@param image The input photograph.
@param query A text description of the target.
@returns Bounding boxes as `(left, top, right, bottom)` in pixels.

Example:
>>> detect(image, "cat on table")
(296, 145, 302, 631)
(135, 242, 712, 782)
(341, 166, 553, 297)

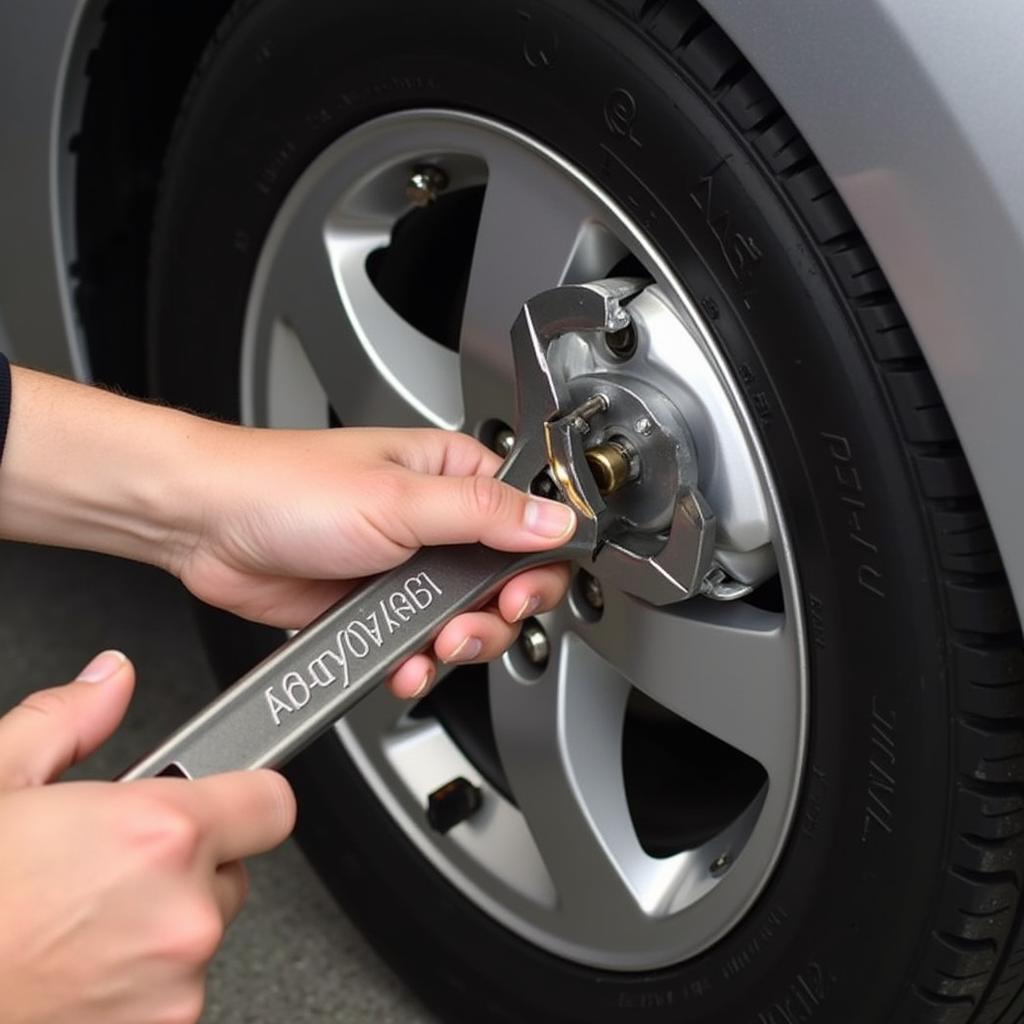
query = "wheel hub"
(505, 275, 725, 606)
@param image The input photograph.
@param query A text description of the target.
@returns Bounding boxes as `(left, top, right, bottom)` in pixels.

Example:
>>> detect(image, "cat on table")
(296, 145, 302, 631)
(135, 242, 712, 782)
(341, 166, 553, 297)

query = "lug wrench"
(118, 282, 643, 781)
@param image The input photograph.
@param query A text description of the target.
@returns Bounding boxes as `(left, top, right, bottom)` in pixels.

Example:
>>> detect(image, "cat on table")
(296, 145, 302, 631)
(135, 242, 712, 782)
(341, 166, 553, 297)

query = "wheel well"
(72, 0, 234, 394)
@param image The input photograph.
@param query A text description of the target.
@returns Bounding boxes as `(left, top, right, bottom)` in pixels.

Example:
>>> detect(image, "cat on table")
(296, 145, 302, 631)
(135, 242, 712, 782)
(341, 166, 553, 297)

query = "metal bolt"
(493, 427, 515, 457)
(579, 571, 604, 611)
(604, 322, 637, 360)
(565, 393, 609, 445)
(710, 852, 732, 876)
(519, 620, 550, 667)
(572, 393, 609, 421)
(406, 164, 449, 207)
(635, 416, 654, 436)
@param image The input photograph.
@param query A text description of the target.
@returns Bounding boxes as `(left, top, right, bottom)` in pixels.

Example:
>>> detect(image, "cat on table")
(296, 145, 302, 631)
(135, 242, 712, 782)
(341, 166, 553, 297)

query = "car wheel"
(148, 1, 1024, 1021)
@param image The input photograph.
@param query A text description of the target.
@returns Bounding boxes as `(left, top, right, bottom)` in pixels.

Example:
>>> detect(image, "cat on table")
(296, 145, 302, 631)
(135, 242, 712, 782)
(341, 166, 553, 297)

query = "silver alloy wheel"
(240, 111, 807, 971)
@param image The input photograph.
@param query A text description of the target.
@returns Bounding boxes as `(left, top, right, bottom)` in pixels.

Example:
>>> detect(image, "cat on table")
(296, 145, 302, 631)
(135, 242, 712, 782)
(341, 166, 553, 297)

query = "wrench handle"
(119, 543, 567, 780)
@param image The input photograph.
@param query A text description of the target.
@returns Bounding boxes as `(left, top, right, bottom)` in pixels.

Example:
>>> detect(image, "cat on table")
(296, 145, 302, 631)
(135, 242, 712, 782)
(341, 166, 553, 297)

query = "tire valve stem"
(426, 776, 483, 835)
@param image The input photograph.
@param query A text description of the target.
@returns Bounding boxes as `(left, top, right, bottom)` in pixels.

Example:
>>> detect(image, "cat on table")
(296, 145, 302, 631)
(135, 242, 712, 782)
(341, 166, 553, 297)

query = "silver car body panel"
(1, 0, 1023, 610)
(0, 0, 93, 376)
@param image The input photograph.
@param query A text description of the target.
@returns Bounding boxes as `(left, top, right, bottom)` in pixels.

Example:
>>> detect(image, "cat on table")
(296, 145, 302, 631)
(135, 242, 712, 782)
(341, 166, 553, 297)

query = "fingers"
(212, 861, 250, 925)
(387, 652, 437, 699)
(434, 610, 520, 666)
(433, 565, 569, 663)
(493, 564, 571, 626)
(387, 564, 571, 698)
(395, 471, 577, 552)
(327, 427, 579, 552)
(0, 650, 135, 789)
(161, 769, 297, 865)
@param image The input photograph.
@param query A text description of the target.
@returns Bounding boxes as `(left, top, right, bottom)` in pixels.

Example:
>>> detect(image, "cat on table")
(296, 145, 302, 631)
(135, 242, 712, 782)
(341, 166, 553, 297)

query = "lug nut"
(604, 322, 637, 360)
(519, 619, 550, 667)
(493, 427, 515, 457)
(579, 571, 604, 612)
(406, 164, 448, 207)
(710, 852, 732, 876)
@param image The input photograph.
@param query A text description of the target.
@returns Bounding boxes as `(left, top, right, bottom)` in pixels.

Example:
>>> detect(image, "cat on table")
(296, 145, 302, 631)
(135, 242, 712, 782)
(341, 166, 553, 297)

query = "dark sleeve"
(0, 353, 10, 463)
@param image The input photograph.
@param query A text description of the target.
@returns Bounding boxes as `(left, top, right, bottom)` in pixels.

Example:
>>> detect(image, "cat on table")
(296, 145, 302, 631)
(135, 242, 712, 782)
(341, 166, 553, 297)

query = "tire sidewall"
(149, 2, 949, 1021)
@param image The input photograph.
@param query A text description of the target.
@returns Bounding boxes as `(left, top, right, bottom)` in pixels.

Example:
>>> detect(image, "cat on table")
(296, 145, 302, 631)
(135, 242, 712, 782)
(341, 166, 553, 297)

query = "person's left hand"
(172, 426, 575, 699)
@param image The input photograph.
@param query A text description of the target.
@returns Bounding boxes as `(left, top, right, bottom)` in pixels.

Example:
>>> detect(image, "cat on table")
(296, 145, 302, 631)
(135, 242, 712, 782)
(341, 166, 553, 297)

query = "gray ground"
(0, 540, 439, 1024)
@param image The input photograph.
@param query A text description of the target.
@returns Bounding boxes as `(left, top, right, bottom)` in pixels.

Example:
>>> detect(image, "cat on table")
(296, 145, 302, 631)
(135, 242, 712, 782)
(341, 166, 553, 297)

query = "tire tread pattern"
(605, 2, 1024, 1020)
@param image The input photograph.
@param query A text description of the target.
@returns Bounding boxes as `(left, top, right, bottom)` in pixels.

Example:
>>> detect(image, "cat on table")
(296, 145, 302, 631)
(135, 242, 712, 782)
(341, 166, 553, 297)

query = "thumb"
(0, 650, 135, 789)
(401, 473, 578, 551)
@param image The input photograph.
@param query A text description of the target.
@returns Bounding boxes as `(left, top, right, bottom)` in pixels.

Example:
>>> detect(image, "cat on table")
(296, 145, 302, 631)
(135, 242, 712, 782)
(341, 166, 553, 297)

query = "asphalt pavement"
(0, 540, 439, 1024)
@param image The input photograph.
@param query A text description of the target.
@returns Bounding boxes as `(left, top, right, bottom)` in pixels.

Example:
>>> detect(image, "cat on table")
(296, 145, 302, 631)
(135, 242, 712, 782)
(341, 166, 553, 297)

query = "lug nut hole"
(604, 322, 637, 360)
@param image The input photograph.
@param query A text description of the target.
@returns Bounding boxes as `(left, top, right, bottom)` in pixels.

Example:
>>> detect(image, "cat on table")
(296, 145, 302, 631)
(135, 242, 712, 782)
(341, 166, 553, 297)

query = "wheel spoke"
(489, 630, 684, 928)
(261, 321, 330, 429)
(257, 211, 461, 429)
(458, 158, 596, 433)
(579, 590, 800, 782)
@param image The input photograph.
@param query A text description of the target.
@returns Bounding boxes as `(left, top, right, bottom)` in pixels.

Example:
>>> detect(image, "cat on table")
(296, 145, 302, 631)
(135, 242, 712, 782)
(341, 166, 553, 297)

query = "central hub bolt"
(585, 439, 638, 495)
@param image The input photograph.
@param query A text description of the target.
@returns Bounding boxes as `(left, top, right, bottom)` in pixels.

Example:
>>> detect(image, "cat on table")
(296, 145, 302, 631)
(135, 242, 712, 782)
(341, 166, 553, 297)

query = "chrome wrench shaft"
(120, 537, 588, 780)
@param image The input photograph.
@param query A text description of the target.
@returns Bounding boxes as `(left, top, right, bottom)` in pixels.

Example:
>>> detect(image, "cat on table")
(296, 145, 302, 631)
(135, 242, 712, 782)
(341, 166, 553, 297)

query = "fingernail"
(77, 649, 127, 684)
(444, 636, 483, 664)
(524, 499, 576, 539)
(514, 595, 541, 622)
(410, 666, 435, 699)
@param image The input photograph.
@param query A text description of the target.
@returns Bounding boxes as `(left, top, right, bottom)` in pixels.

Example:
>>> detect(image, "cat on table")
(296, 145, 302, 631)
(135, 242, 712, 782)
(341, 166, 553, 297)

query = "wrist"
(0, 367, 224, 571)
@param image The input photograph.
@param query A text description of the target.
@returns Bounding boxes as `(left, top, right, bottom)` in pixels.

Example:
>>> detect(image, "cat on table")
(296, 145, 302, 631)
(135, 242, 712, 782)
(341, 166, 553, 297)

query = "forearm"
(0, 366, 211, 569)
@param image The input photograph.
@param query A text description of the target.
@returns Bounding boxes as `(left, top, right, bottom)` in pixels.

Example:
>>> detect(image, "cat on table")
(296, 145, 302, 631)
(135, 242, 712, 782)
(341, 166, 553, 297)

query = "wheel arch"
(67, 0, 234, 393)
(699, 0, 1024, 632)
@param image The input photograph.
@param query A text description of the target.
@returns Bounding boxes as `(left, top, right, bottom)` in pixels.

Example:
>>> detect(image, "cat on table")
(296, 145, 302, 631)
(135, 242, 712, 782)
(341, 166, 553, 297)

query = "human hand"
(174, 426, 574, 698)
(0, 651, 296, 1024)
(0, 370, 574, 696)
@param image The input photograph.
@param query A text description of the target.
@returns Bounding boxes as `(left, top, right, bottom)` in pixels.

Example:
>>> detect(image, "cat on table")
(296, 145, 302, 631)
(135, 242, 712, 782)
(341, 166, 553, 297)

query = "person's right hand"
(0, 650, 296, 1024)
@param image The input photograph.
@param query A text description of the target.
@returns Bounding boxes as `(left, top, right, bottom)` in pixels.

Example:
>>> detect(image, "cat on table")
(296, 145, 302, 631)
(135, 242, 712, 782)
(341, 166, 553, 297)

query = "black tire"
(147, 1, 1024, 1021)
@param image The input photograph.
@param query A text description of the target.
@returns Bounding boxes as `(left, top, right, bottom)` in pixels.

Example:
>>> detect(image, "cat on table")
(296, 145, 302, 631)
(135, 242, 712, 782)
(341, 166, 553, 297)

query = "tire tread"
(604, 1, 1024, 1020)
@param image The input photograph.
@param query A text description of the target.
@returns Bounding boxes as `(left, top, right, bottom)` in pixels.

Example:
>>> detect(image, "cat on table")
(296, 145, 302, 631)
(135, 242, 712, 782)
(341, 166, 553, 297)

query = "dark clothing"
(0, 353, 9, 463)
